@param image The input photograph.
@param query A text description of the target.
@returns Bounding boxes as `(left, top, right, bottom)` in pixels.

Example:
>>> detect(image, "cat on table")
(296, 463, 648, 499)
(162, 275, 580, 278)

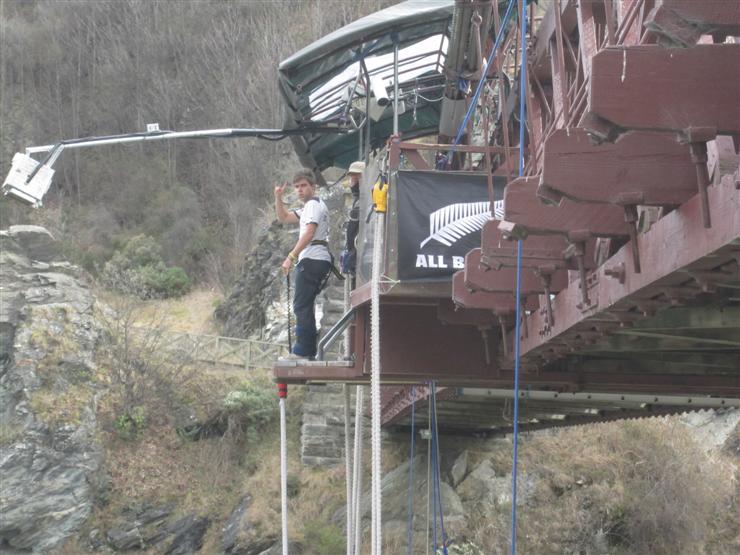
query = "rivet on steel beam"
(604, 262, 626, 284)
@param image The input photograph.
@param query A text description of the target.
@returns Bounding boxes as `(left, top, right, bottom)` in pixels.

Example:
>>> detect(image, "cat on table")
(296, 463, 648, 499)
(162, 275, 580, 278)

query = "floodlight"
(369, 76, 390, 107)
(2, 153, 55, 208)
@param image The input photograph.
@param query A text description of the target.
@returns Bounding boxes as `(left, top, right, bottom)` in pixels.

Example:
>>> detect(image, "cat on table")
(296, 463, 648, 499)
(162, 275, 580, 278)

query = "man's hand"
(274, 182, 288, 199)
(281, 256, 293, 276)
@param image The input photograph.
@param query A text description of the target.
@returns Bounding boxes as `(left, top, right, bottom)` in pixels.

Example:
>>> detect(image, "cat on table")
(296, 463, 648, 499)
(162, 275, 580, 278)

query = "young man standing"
(274, 169, 331, 359)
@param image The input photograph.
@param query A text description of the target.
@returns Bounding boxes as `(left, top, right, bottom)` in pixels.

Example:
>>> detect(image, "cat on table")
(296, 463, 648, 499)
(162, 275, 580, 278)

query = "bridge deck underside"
(382, 390, 731, 436)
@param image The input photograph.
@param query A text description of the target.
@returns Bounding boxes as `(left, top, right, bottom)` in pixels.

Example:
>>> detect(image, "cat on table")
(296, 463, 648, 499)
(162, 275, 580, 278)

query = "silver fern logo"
(420, 200, 503, 248)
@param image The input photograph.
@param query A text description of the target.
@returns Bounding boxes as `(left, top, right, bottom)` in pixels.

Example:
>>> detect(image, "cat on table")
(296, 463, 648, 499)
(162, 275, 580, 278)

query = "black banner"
(396, 170, 504, 281)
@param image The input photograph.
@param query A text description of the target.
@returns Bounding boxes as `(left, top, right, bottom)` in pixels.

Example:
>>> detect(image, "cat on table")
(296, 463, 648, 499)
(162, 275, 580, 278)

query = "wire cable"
(511, 0, 529, 553)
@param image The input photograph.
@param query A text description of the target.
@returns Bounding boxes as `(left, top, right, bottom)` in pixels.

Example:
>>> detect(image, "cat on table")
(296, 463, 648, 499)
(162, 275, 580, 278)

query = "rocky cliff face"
(0, 226, 103, 553)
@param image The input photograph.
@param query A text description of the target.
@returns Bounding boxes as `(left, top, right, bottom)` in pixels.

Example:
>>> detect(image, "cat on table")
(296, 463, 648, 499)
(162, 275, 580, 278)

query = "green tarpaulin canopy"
(278, 0, 455, 173)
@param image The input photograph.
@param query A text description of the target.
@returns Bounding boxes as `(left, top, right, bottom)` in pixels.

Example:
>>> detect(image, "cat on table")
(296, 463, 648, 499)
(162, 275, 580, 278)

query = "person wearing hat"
(340, 160, 366, 280)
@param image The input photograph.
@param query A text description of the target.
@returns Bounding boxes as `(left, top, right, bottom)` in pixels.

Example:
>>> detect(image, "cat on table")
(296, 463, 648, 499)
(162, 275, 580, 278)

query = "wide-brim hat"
(348, 161, 366, 174)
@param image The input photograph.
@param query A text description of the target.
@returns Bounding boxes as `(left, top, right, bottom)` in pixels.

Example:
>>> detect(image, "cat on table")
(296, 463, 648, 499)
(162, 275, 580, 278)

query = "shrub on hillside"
(223, 380, 278, 442)
(102, 234, 191, 298)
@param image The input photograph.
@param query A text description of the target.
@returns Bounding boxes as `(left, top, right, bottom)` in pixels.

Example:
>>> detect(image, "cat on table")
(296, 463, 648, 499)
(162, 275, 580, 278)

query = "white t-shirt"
(295, 198, 331, 262)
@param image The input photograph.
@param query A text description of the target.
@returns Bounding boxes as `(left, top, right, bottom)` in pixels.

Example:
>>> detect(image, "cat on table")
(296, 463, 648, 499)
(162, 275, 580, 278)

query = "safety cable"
(511, 0, 529, 553)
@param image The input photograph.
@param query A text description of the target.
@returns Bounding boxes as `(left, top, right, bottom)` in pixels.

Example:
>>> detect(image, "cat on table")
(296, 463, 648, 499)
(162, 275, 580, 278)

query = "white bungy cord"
(370, 210, 384, 555)
(344, 384, 353, 555)
(352, 386, 365, 555)
(280, 397, 289, 555)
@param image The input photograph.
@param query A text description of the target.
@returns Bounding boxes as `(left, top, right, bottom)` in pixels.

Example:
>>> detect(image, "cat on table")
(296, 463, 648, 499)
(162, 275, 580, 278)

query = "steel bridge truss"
(275, 0, 740, 431)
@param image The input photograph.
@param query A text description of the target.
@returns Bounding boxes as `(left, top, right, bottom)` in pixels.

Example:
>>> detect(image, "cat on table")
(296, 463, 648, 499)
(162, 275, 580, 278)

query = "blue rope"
(430, 382, 438, 552)
(447, 0, 517, 163)
(511, 0, 528, 553)
(407, 386, 416, 555)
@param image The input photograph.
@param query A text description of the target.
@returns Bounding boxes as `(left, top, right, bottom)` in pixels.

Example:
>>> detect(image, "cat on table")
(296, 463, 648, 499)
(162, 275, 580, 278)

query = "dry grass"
(97, 288, 222, 335)
(463, 418, 736, 555)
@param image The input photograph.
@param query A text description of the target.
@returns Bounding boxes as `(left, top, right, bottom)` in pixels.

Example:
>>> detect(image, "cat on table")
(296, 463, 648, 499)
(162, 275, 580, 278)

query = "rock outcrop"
(215, 220, 296, 342)
(0, 226, 103, 552)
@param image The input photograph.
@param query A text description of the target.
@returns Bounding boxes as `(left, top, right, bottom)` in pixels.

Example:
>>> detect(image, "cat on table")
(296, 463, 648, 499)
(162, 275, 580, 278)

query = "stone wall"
(301, 384, 360, 466)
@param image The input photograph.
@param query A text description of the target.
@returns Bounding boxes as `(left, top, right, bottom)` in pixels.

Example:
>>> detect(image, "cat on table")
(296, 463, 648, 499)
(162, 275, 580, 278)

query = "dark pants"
(293, 258, 331, 357)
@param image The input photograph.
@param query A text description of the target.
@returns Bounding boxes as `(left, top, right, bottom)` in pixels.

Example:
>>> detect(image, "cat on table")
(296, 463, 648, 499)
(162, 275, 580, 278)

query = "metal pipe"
(317, 308, 356, 361)
(394, 39, 400, 134)
(25, 126, 346, 156)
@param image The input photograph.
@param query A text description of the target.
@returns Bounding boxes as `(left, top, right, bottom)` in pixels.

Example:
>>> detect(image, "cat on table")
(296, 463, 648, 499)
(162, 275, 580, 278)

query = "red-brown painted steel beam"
(437, 299, 499, 327)
(464, 247, 569, 295)
(480, 220, 596, 270)
(504, 176, 629, 238)
(452, 270, 538, 313)
(587, 45, 740, 137)
(532, 0, 578, 81)
(645, 0, 740, 47)
(541, 128, 697, 205)
(519, 172, 740, 359)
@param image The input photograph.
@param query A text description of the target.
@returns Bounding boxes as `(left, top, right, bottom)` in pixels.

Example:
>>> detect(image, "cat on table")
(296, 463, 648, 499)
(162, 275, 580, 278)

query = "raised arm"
(274, 182, 299, 224)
